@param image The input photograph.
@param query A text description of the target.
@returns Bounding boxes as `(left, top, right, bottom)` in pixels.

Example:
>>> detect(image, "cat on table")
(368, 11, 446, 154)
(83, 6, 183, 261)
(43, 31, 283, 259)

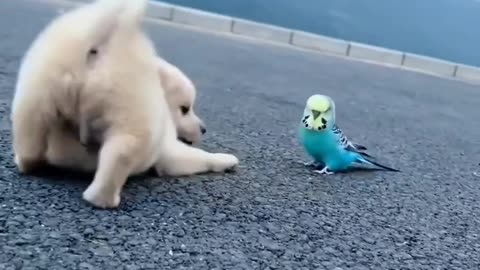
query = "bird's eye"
(180, 106, 190, 115)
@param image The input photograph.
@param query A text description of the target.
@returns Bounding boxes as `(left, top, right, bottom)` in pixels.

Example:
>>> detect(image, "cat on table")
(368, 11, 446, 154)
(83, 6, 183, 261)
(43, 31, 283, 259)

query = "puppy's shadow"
(29, 165, 94, 187)
(29, 165, 157, 187)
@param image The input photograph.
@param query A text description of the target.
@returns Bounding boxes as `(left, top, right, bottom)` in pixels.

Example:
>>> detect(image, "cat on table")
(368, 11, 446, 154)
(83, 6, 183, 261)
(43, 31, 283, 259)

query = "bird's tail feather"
(358, 151, 374, 159)
(359, 156, 400, 172)
(353, 143, 367, 151)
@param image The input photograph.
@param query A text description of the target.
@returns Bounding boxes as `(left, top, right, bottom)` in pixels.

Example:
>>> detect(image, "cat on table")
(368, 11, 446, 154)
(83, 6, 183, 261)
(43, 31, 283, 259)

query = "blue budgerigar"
(298, 94, 400, 174)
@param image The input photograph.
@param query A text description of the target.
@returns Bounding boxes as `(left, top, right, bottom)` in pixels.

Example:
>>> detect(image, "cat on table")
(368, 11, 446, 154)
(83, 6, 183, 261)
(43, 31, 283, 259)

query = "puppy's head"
(157, 57, 206, 145)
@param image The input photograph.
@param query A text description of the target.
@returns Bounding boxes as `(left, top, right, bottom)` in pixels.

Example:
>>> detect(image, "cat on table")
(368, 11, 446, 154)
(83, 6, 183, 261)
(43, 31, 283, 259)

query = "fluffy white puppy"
(11, 0, 239, 208)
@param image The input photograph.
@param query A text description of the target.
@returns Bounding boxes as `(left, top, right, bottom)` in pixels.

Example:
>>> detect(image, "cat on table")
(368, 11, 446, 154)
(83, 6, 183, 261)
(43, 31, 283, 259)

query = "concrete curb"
(172, 6, 232, 32)
(232, 19, 292, 44)
(146, 1, 173, 20)
(58, 0, 480, 85)
(291, 31, 349, 56)
(456, 64, 480, 83)
(403, 53, 457, 77)
(348, 42, 404, 66)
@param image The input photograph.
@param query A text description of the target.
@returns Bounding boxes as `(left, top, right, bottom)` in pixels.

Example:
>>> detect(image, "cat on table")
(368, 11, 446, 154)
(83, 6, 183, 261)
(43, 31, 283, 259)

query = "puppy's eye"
(180, 106, 190, 115)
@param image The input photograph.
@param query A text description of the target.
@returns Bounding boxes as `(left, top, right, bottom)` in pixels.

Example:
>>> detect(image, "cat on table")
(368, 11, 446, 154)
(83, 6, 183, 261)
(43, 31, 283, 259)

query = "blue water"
(161, 0, 480, 67)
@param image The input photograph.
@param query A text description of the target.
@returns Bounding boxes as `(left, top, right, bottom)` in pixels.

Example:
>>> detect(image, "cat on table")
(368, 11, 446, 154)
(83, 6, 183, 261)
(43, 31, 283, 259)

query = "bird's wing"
(332, 125, 399, 172)
(332, 124, 366, 150)
(332, 124, 372, 158)
(351, 143, 367, 151)
(331, 124, 349, 148)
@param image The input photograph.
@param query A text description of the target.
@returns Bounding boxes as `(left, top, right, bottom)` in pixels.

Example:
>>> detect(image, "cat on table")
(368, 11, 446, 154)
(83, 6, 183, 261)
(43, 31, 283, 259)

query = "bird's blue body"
(299, 125, 358, 172)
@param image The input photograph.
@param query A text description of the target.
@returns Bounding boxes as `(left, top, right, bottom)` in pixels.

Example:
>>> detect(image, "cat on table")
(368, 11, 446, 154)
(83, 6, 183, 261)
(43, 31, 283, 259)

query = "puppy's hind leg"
(45, 124, 98, 173)
(82, 133, 145, 208)
(11, 107, 50, 174)
(155, 140, 239, 177)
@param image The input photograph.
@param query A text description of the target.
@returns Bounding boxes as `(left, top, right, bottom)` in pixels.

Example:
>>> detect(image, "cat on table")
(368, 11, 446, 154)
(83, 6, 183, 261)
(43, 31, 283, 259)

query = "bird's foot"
(314, 166, 334, 175)
(303, 161, 317, 168)
(303, 161, 324, 169)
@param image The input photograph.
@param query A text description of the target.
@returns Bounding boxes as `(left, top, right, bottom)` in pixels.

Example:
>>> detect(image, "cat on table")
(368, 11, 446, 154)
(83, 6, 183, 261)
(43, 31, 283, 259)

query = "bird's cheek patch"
(302, 120, 308, 128)
(316, 124, 327, 131)
(303, 115, 314, 128)
(302, 116, 307, 124)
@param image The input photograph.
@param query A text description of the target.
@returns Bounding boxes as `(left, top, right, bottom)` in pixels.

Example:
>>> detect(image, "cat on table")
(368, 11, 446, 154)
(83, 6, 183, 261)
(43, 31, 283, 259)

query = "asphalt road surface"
(1, 1, 480, 269)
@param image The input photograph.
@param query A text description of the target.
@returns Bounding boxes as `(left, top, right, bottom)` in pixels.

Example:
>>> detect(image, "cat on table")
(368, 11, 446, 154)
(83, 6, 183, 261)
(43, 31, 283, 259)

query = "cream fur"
(11, 0, 239, 208)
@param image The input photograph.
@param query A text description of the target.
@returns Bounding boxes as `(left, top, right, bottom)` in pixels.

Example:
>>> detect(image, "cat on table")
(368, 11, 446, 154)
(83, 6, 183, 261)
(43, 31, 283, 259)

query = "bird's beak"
(312, 110, 321, 120)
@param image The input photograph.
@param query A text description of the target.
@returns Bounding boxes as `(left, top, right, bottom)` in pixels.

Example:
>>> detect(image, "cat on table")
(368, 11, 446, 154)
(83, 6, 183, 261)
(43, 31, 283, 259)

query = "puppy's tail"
(82, 0, 148, 48)
(120, 0, 148, 26)
(97, 0, 147, 26)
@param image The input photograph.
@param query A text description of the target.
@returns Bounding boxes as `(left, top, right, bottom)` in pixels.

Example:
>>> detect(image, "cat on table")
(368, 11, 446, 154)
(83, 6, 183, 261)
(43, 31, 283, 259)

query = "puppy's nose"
(200, 125, 207, 134)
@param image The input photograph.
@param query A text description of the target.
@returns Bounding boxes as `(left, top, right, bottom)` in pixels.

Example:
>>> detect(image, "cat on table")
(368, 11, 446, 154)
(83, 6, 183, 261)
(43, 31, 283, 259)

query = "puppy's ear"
(156, 57, 175, 91)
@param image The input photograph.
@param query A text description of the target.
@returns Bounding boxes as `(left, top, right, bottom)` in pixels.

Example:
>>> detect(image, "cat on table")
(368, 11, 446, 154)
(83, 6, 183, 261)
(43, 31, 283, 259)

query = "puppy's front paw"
(82, 184, 120, 209)
(14, 154, 26, 173)
(210, 153, 239, 173)
(14, 154, 41, 174)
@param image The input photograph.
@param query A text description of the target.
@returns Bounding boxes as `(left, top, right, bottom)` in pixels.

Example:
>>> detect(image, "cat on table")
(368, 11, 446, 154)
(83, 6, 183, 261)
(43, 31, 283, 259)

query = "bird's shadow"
(334, 166, 398, 174)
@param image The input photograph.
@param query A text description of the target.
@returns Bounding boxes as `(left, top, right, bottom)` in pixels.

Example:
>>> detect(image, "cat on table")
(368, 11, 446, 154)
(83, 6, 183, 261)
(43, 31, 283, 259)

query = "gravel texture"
(1, 0, 480, 269)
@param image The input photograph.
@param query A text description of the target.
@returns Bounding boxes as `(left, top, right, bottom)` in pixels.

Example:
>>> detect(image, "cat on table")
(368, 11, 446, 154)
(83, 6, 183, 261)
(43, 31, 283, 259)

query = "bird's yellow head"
(301, 94, 336, 131)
